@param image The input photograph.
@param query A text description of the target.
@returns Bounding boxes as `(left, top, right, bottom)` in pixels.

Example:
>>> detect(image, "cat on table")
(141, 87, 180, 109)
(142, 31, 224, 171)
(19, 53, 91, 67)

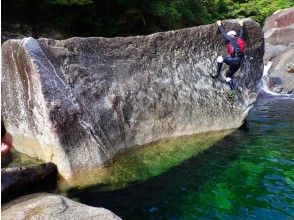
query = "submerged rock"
(1, 18, 263, 181)
(58, 130, 231, 191)
(1, 193, 121, 220)
(1, 163, 57, 202)
(263, 8, 294, 94)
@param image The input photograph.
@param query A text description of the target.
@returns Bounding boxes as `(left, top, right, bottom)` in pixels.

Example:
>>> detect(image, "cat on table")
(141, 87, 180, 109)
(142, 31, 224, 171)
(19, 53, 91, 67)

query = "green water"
(59, 130, 231, 191)
(68, 97, 294, 219)
(2, 148, 41, 168)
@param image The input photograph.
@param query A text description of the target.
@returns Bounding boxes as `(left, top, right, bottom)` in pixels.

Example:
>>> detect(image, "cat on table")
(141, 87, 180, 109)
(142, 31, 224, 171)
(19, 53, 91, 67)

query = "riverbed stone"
(263, 8, 294, 94)
(1, 193, 121, 220)
(1, 18, 264, 181)
(1, 163, 57, 202)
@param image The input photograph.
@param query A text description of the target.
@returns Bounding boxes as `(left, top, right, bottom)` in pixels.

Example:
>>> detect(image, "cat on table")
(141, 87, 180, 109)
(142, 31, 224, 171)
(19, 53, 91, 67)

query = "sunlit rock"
(1, 193, 121, 220)
(263, 8, 294, 94)
(1, 18, 263, 181)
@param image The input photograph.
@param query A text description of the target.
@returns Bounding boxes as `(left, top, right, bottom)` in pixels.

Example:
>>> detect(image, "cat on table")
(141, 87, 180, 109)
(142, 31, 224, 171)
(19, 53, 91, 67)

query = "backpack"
(227, 38, 245, 57)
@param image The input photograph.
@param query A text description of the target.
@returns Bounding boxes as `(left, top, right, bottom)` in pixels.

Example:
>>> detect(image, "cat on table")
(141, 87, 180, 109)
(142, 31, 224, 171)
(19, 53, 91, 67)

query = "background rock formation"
(263, 8, 294, 94)
(1, 19, 264, 180)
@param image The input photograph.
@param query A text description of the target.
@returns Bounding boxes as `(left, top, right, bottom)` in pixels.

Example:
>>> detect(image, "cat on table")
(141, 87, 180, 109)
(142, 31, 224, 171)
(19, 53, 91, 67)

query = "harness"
(227, 38, 245, 57)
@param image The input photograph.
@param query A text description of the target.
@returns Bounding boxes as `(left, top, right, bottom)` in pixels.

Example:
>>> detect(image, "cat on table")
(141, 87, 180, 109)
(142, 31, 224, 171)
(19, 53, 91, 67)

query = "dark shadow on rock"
(1, 152, 12, 167)
(268, 77, 283, 89)
(1, 163, 58, 204)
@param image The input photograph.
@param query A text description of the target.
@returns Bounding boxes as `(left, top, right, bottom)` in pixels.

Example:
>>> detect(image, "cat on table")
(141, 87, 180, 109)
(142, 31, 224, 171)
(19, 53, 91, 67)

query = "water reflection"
(68, 97, 294, 219)
(60, 129, 232, 191)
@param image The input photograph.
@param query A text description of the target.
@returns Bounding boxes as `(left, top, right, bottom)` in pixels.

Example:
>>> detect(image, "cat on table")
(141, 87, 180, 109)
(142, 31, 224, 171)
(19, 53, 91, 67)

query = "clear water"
(67, 96, 294, 220)
(59, 129, 232, 191)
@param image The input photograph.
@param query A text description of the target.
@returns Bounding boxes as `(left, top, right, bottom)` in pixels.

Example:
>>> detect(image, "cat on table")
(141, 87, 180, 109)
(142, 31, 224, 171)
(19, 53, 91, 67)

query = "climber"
(216, 20, 245, 90)
(1, 121, 11, 155)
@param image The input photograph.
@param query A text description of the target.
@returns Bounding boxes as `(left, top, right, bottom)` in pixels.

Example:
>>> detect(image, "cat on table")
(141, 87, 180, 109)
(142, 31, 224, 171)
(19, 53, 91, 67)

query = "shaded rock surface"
(1, 193, 121, 220)
(1, 163, 57, 203)
(263, 8, 294, 94)
(1, 19, 264, 181)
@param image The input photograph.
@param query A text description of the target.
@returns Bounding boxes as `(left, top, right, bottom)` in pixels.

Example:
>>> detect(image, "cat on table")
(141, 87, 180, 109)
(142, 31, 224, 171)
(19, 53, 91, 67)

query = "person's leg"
(224, 56, 239, 67)
(217, 56, 224, 74)
(225, 58, 241, 90)
(226, 65, 240, 78)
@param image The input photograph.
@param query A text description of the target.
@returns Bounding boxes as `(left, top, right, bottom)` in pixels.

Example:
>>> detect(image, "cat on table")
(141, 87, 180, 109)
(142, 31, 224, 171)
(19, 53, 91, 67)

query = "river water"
(67, 94, 294, 219)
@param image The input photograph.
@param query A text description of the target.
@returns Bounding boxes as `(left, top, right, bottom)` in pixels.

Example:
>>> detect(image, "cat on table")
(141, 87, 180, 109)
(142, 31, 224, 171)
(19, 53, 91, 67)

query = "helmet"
(227, 30, 236, 37)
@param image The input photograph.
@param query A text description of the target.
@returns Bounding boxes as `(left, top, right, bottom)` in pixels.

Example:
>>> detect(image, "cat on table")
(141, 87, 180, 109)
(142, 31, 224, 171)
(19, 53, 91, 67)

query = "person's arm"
(217, 20, 231, 42)
(239, 20, 244, 39)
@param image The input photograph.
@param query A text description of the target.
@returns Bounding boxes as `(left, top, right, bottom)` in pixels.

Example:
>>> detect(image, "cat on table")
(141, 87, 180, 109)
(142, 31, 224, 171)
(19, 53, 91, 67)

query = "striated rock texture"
(1, 19, 264, 180)
(1, 193, 121, 220)
(263, 8, 294, 94)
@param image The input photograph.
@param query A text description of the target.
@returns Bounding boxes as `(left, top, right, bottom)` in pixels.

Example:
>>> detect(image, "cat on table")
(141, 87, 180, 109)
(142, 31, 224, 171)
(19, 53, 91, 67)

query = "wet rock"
(1, 193, 121, 220)
(263, 8, 294, 94)
(1, 163, 57, 203)
(1, 18, 264, 180)
(267, 77, 283, 91)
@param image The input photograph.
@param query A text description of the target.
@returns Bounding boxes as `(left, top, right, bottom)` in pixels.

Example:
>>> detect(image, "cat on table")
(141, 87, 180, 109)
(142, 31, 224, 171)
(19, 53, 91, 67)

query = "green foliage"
(224, 0, 294, 25)
(46, 0, 93, 5)
(2, 0, 294, 37)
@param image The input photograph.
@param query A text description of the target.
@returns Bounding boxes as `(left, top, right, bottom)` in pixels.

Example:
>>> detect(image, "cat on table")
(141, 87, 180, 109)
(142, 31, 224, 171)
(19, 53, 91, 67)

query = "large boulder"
(266, 48, 294, 93)
(1, 193, 121, 220)
(1, 18, 264, 181)
(1, 163, 57, 203)
(263, 8, 294, 94)
(263, 8, 294, 31)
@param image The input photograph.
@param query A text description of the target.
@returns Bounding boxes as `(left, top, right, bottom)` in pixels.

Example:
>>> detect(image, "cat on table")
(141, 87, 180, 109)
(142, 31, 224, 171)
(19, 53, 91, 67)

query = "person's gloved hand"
(217, 20, 222, 26)
(217, 56, 224, 63)
(225, 77, 232, 82)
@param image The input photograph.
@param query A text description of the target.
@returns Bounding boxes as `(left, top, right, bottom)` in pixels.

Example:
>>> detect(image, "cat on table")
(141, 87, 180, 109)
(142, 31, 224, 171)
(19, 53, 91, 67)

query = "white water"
(261, 62, 294, 99)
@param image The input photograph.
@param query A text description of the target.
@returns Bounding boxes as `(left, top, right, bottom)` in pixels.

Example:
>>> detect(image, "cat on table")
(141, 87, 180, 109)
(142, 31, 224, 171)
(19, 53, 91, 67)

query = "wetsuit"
(1, 121, 6, 138)
(217, 26, 245, 89)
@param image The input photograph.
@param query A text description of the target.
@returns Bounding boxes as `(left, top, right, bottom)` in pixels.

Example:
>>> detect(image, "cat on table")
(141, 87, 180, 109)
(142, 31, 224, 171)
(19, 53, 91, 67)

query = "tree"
(46, 0, 93, 5)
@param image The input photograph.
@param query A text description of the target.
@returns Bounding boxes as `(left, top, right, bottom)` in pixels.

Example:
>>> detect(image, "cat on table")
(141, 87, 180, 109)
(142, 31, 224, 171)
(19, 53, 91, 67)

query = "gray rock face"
(263, 8, 294, 94)
(1, 19, 264, 180)
(1, 193, 121, 220)
(266, 48, 294, 93)
(1, 163, 57, 202)
(263, 8, 294, 31)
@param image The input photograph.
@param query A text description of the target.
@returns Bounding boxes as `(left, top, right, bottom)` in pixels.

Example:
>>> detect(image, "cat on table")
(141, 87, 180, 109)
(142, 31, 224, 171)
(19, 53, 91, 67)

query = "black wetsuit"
(218, 25, 245, 89)
(1, 121, 6, 138)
